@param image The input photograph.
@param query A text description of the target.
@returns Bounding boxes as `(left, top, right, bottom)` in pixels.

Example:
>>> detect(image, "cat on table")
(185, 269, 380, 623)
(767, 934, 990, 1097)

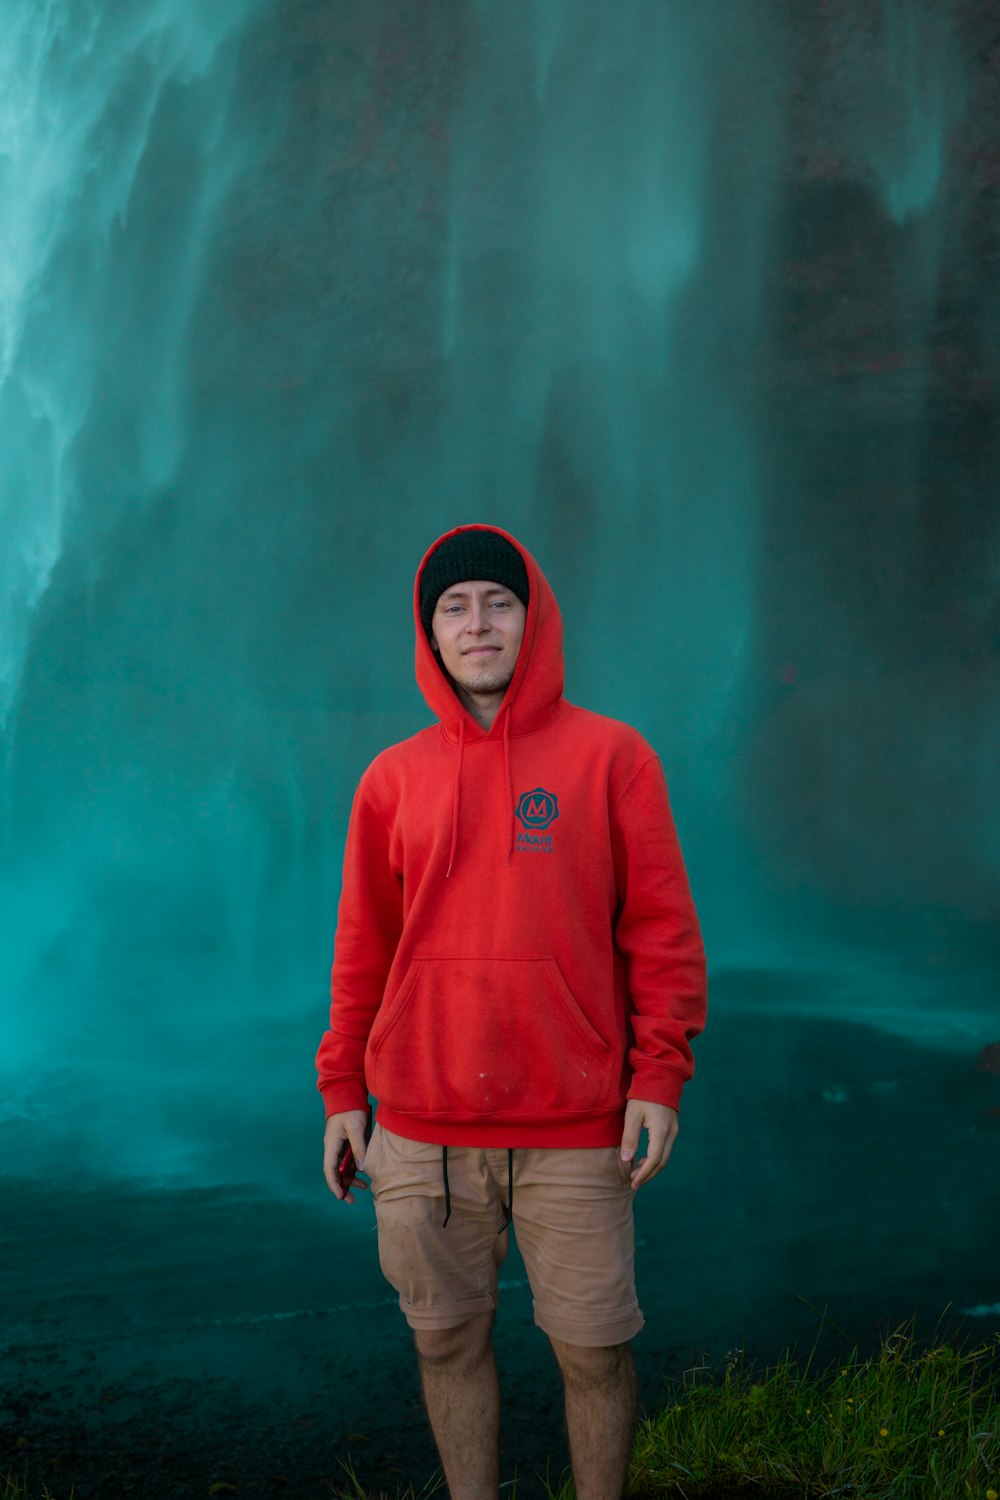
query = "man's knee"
(548, 1334, 634, 1386)
(413, 1310, 494, 1367)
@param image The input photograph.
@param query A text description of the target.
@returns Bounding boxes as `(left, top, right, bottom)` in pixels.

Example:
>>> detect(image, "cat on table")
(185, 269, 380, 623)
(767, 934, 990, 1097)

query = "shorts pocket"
(367, 956, 614, 1117)
(363, 1121, 383, 1181)
(611, 1146, 633, 1193)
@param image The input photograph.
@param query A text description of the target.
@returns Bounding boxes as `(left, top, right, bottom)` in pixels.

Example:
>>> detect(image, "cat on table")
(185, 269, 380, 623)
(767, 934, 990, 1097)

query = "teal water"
(1, 3, 998, 1495)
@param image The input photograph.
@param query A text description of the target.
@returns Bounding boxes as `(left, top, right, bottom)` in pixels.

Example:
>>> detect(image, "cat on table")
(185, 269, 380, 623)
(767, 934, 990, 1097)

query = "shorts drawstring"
(442, 1145, 451, 1228)
(440, 1145, 514, 1233)
(498, 1147, 513, 1236)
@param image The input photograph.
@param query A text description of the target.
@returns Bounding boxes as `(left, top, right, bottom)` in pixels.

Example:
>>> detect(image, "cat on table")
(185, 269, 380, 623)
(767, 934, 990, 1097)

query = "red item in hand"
(337, 1140, 358, 1191)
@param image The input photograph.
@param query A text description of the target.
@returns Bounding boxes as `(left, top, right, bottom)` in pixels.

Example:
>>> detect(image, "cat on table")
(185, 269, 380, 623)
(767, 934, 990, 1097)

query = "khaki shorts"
(364, 1122, 644, 1347)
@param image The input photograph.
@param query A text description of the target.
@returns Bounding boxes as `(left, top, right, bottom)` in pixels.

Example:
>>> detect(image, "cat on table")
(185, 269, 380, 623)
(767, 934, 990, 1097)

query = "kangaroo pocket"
(367, 956, 614, 1117)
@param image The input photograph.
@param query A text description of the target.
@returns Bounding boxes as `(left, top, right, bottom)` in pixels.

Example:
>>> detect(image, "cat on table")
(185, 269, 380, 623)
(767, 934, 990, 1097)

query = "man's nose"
(467, 607, 492, 632)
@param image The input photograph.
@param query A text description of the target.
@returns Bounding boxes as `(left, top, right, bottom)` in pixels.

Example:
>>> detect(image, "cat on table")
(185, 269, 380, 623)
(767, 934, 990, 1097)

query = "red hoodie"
(314, 523, 707, 1147)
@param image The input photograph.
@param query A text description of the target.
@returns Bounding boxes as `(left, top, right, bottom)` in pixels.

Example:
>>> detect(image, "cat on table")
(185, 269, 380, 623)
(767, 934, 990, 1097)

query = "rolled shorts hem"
(397, 1292, 497, 1331)
(532, 1299, 645, 1347)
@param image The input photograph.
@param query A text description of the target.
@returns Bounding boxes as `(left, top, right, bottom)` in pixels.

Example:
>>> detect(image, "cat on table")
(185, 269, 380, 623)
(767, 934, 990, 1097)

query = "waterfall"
(0, 2, 993, 1196)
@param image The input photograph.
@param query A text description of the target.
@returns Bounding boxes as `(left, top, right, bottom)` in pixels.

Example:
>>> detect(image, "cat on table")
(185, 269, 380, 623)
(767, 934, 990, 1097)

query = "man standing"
(316, 523, 707, 1500)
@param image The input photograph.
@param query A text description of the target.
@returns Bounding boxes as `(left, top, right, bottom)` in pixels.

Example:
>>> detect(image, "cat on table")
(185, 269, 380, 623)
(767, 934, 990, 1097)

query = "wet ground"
(2, 982, 999, 1499)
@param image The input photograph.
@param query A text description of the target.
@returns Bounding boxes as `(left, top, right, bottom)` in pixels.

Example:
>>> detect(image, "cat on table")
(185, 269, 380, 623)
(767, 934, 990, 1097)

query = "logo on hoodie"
(515, 788, 560, 832)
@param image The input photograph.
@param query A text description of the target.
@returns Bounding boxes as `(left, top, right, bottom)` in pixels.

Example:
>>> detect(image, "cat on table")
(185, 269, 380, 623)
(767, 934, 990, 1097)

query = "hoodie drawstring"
(503, 710, 514, 865)
(441, 1146, 514, 1233)
(445, 718, 466, 878)
(445, 711, 515, 875)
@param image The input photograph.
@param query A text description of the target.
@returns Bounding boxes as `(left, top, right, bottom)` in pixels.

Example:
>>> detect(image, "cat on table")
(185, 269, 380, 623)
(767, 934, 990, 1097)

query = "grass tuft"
(622, 1312, 999, 1500)
(1, 1471, 73, 1500)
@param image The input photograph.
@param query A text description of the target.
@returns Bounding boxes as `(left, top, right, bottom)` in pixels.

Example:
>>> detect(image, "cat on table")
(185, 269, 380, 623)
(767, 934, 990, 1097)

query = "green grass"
(616, 1312, 1000, 1500)
(4, 1314, 998, 1500)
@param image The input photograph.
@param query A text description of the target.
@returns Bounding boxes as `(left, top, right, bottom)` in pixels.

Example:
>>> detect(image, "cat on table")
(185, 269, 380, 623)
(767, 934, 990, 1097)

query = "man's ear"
(430, 633, 439, 652)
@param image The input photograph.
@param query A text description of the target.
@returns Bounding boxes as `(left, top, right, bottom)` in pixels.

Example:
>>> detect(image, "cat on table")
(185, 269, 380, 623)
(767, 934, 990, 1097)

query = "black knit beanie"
(419, 531, 530, 639)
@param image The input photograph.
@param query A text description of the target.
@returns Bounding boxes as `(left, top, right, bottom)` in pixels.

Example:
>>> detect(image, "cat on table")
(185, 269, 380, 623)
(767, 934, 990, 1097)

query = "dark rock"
(975, 1042, 1000, 1073)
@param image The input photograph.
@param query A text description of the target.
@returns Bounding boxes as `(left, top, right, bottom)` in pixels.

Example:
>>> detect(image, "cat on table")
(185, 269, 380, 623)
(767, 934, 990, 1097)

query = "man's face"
(430, 579, 527, 696)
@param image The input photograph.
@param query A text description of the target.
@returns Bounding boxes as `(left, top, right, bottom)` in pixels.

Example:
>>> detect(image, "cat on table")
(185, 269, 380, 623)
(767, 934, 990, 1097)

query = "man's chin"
(456, 666, 514, 694)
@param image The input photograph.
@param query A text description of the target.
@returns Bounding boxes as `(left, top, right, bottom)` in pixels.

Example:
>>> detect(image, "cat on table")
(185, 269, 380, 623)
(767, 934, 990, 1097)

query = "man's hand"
(619, 1099, 678, 1191)
(323, 1109, 370, 1203)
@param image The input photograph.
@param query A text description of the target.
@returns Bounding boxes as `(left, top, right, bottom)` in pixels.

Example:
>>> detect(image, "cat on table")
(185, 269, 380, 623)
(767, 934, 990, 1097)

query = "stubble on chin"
(452, 660, 515, 695)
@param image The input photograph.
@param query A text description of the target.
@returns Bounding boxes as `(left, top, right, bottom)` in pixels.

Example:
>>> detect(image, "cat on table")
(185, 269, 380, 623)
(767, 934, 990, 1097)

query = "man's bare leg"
(413, 1311, 499, 1500)
(548, 1335, 637, 1500)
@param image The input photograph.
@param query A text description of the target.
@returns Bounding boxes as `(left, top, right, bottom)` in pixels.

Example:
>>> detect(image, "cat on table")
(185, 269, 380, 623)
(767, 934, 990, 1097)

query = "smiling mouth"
(464, 647, 501, 655)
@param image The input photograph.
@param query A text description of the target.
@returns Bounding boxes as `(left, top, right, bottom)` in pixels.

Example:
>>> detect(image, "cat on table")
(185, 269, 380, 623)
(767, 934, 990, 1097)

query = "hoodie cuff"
(626, 1069, 688, 1113)
(320, 1082, 370, 1119)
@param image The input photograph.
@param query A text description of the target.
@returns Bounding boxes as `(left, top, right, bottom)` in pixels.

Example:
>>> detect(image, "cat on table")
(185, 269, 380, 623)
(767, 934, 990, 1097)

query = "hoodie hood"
(413, 524, 565, 875)
(414, 523, 564, 742)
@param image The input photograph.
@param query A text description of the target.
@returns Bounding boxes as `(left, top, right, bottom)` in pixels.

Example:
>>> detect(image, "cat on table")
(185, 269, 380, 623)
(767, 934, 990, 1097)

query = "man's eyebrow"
(439, 586, 512, 600)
